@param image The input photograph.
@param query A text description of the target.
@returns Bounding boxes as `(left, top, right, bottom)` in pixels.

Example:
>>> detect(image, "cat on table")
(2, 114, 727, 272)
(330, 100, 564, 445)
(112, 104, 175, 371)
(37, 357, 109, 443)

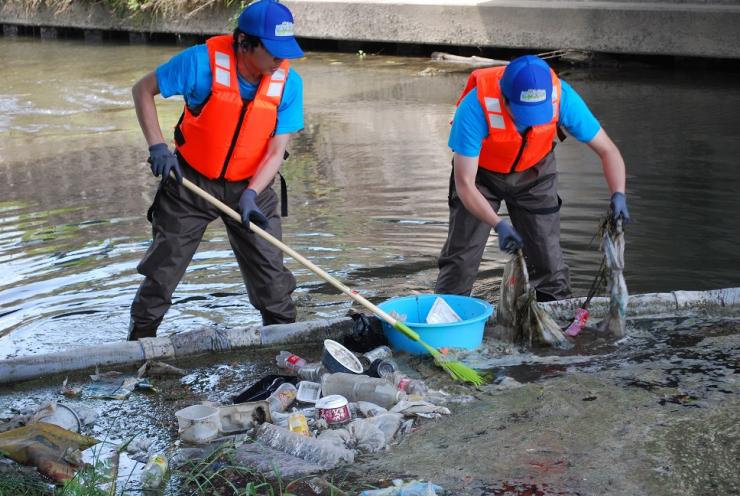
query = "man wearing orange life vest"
(436, 55, 630, 302)
(128, 0, 304, 340)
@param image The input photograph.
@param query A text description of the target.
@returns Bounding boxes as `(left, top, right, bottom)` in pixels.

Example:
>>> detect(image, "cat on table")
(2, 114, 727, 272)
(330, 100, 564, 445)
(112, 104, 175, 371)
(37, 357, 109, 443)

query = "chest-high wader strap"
(279, 172, 288, 217)
(279, 149, 290, 217)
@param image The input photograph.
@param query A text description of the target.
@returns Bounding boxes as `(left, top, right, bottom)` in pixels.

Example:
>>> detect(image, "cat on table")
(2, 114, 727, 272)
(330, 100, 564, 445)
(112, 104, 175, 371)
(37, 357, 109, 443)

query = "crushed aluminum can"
(368, 358, 398, 379)
(362, 345, 393, 363)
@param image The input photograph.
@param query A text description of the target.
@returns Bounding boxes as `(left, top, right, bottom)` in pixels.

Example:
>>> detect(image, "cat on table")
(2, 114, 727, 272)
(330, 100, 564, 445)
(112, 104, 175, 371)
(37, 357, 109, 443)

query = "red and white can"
(315, 394, 352, 426)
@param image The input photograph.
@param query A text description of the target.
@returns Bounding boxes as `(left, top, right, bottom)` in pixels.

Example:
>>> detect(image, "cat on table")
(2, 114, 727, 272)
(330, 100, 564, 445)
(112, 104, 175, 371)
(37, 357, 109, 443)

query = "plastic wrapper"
(356, 401, 388, 418)
(363, 413, 404, 444)
(359, 479, 444, 496)
(347, 419, 387, 453)
(389, 401, 451, 419)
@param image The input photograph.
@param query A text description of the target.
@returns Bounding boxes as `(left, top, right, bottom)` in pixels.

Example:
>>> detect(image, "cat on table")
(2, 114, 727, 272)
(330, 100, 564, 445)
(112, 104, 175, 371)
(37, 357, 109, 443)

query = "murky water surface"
(1, 36, 740, 358)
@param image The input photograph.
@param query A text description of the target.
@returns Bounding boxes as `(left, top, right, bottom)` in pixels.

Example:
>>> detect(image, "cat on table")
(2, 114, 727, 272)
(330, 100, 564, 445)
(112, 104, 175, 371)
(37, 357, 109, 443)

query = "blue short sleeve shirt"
(155, 44, 303, 135)
(448, 79, 601, 157)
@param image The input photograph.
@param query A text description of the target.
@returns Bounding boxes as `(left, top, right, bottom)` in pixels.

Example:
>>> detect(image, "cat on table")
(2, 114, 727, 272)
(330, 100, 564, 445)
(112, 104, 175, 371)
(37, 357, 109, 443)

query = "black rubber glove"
(610, 192, 630, 225)
(494, 220, 524, 253)
(238, 188, 269, 230)
(148, 143, 183, 184)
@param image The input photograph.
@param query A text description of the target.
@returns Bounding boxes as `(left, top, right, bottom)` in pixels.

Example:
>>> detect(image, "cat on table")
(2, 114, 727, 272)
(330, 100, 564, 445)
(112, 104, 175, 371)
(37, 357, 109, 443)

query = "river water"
(1, 36, 739, 359)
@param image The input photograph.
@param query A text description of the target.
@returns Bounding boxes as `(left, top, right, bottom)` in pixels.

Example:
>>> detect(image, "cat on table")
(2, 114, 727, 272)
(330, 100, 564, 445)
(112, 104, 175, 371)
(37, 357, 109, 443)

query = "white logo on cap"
(519, 89, 546, 103)
(275, 21, 294, 37)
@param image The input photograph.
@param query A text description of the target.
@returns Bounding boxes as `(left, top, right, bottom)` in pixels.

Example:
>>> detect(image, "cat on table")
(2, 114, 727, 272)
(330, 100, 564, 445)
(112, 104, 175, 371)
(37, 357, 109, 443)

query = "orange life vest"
(456, 66, 561, 174)
(176, 35, 290, 181)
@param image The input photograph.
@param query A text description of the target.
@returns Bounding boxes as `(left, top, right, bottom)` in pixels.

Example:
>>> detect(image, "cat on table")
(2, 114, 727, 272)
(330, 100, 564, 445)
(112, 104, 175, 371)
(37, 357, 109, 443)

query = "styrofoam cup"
(175, 404, 221, 444)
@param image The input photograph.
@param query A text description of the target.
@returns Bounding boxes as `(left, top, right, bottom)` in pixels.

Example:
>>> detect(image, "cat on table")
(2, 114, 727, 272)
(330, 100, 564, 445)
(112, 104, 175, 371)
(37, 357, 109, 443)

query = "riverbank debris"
(0, 423, 98, 482)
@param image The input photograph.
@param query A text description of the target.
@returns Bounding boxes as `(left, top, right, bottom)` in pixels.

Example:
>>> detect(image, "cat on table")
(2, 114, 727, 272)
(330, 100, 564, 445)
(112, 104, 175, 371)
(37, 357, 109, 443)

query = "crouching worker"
(128, 0, 305, 340)
(436, 55, 630, 302)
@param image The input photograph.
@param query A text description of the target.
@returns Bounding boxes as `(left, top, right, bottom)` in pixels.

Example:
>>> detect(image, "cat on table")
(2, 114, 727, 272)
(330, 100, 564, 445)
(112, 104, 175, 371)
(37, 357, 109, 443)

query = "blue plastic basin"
(378, 294, 494, 355)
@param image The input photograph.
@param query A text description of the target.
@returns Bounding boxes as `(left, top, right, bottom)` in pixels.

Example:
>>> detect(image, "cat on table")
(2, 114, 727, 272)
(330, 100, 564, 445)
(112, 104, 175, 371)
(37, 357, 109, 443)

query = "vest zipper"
(220, 100, 248, 180)
(509, 127, 531, 174)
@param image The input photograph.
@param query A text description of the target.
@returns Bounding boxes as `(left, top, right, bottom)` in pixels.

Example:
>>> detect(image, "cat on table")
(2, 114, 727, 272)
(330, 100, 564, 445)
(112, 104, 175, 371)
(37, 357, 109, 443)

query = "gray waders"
(435, 151, 571, 302)
(129, 161, 296, 340)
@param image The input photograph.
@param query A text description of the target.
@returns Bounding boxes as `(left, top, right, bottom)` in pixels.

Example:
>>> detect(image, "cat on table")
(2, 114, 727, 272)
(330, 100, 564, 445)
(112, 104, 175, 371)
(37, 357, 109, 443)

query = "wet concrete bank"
(2, 0, 740, 59)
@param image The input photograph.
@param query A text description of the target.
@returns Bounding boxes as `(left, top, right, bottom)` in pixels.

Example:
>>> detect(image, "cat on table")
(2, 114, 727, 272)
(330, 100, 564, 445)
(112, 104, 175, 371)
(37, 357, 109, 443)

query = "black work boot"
(127, 319, 160, 341)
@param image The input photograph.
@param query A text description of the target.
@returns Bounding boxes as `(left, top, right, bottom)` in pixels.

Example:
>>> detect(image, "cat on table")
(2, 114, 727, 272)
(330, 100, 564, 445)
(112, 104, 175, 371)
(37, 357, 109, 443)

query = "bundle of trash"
(598, 218, 628, 338)
(497, 250, 571, 349)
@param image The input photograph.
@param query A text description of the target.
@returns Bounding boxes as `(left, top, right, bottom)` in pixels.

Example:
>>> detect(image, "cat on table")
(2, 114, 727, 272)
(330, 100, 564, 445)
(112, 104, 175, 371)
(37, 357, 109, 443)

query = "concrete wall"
(2, 0, 740, 59)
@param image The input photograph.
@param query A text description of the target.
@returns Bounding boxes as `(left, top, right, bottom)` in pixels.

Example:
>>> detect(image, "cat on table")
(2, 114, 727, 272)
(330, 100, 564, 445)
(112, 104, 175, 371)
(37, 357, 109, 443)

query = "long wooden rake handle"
(176, 175, 421, 342)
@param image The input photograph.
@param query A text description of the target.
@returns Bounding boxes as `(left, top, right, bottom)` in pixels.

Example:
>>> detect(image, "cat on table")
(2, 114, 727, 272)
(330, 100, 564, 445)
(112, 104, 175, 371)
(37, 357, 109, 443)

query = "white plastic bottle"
(275, 351, 307, 371)
(321, 373, 406, 409)
(140, 454, 168, 490)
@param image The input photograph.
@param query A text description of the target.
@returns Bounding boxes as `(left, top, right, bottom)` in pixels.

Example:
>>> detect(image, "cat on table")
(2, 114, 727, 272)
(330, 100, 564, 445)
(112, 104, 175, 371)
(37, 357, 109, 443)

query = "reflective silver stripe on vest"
(215, 50, 231, 88)
(484, 96, 505, 129)
(266, 68, 286, 97)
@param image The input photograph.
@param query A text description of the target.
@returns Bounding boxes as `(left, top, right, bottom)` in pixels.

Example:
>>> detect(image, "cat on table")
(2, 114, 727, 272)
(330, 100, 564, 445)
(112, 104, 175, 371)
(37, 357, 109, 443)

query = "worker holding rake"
(128, 0, 304, 340)
(436, 55, 630, 302)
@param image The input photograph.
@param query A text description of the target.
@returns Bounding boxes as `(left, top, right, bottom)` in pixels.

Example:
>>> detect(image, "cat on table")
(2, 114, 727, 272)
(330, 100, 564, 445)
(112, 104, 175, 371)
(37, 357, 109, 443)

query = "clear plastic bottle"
(267, 382, 297, 413)
(255, 423, 354, 468)
(275, 351, 307, 371)
(321, 373, 406, 409)
(297, 362, 327, 382)
(383, 371, 428, 396)
(140, 454, 168, 490)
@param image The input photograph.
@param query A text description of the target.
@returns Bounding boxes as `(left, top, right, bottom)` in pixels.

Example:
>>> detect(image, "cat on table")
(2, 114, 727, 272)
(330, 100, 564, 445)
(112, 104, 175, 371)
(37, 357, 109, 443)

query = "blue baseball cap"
(500, 55, 553, 127)
(238, 0, 304, 59)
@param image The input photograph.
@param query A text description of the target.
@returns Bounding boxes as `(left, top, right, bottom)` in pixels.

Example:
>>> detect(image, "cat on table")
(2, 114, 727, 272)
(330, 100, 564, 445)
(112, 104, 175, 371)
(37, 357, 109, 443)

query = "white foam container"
(296, 381, 322, 403)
